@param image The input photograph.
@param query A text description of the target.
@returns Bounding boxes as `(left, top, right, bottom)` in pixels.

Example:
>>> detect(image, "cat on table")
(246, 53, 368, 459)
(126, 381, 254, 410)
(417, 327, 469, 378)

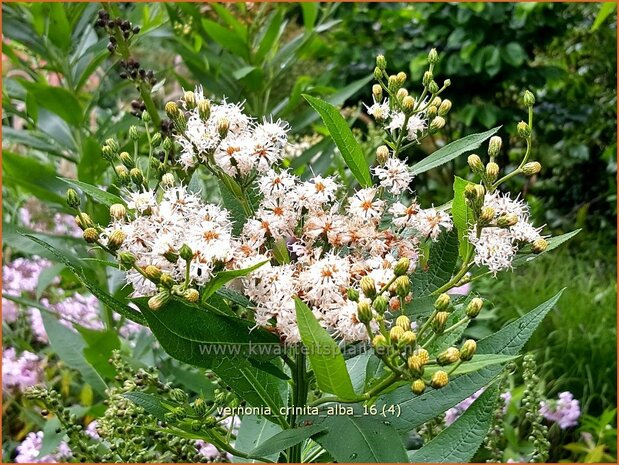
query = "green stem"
(208, 429, 274, 463)
(287, 349, 307, 463)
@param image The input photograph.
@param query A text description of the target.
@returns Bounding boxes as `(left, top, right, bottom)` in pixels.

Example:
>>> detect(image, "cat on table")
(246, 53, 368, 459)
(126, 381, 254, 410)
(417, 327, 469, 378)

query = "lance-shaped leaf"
(413, 229, 459, 297)
(452, 176, 475, 260)
(250, 423, 328, 457)
(303, 94, 372, 187)
(200, 260, 267, 301)
(59, 177, 125, 207)
(294, 297, 357, 400)
(235, 416, 283, 463)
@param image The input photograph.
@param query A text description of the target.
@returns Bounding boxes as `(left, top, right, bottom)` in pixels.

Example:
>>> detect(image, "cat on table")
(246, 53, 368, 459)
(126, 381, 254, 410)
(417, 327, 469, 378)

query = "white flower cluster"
(469, 192, 543, 274)
(175, 87, 289, 175)
(365, 97, 428, 142)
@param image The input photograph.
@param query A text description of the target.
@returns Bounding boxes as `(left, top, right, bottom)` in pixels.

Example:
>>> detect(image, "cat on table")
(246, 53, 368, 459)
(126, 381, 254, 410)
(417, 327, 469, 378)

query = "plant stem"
(287, 349, 307, 463)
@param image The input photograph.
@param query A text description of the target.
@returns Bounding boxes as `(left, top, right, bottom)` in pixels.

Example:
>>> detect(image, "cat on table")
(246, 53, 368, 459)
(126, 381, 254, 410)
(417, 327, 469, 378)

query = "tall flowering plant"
(31, 48, 578, 463)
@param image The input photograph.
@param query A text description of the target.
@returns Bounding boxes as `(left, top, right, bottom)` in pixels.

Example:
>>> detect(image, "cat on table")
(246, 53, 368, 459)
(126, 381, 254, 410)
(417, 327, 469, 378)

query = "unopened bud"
(373, 66, 383, 81)
(479, 206, 496, 226)
(422, 71, 433, 87)
(387, 75, 398, 90)
(488, 136, 502, 158)
(402, 95, 415, 114)
(148, 290, 170, 311)
(130, 168, 144, 185)
(460, 339, 477, 361)
(428, 48, 439, 64)
(179, 243, 193, 261)
(170, 388, 188, 403)
(434, 293, 451, 311)
(372, 334, 388, 349)
(151, 132, 162, 147)
(376, 145, 390, 164)
(119, 151, 134, 168)
(522, 161, 541, 175)
(523, 90, 535, 107)
(443, 79, 451, 88)
(394, 275, 410, 297)
(376, 55, 387, 70)
(466, 298, 484, 318)
(400, 330, 417, 346)
(396, 88, 408, 101)
(373, 295, 388, 314)
(429, 116, 445, 133)
(389, 326, 404, 344)
(466, 154, 484, 175)
(115, 165, 129, 177)
(141, 110, 151, 123)
(192, 398, 208, 416)
(438, 99, 452, 116)
(396, 315, 411, 331)
(357, 301, 372, 324)
(431, 96, 442, 107)
(428, 81, 440, 94)
(144, 265, 162, 283)
(75, 213, 94, 230)
(101, 145, 114, 161)
(184, 288, 200, 303)
(66, 189, 80, 209)
(360, 276, 376, 298)
(433, 311, 449, 333)
(118, 252, 136, 270)
(163, 250, 179, 263)
(160, 273, 175, 288)
(129, 125, 139, 141)
(217, 118, 229, 138)
(427, 106, 438, 119)
(165, 101, 180, 118)
(198, 99, 211, 121)
(393, 257, 411, 276)
(183, 91, 196, 109)
(372, 84, 382, 101)
(517, 121, 531, 138)
(411, 379, 426, 395)
(161, 173, 175, 187)
(531, 238, 548, 254)
(437, 347, 460, 366)
(407, 355, 424, 376)
(347, 288, 360, 302)
(415, 348, 430, 365)
(162, 137, 173, 151)
(485, 162, 499, 182)
(396, 72, 407, 86)
(83, 228, 99, 243)
(431, 370, 449, 389)
(497, 214, 518, 228)
(107, 230, 126, 251)
(105, 138, 119, 153)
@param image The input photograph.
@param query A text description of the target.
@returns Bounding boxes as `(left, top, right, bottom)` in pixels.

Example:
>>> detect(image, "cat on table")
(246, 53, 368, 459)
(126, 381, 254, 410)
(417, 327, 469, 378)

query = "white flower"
(389, 200, 421, 229)
(299, 252, 350, 305)
(257, 169, 297, 198)
(470, 228, 517, 274)
(297, 175, 340, 207)
(405, 113, 428, 141)
(373, 158, 413, 195)
(348, 188, 385, 222)
(254, 118, 289, 148)
(365, 97, 390, 121)
(414, 208, 453, 240)
(127, 190, 157, 214)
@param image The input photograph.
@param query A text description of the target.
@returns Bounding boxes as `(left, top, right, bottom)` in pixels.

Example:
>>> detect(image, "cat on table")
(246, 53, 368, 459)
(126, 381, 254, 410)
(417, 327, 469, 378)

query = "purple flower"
(444, 388, 484, 426)
(14, 431, 72, 463)
(2, 347, 43, 393)
(85, 421, 101, 440)
(501, 391, 512, 413)
(195, 440, 221, 460)
(540, 391, 581, 429)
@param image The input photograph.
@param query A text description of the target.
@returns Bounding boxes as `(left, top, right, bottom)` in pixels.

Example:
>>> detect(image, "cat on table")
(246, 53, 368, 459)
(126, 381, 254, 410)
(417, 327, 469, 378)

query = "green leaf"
(78, 327, 121, 380)
(59, 177, 125, 207)
(300, 3, 319, 30)
(376, 290, 564, 432)
(512, 229, 581, 267)
(40, 310, 107, 395)
(294, 297, 356, 400)
(410, 127, 501, 176)
(302, 94, 372, 187)
(235, 416, 283, 463)
(123, 392, 170, 422)
(314, 416, 409, 463)
(201, 261, 267, 302)
(410, 383, 499, 462)
(591, 3, 616, 32)
(502, 42, 527, 67)
(134, 297, 281, 364)
(25, 235, 146, 325)
(346, 350, 372, 394)
(413, 229, 459, 297)
(452, 176, 475, 260)
(255, 10, 285, 62)
(26, 84, 83, 126)
(201, 18, 248, 59)
(425, 354, 518, 377)
(251, 424, 328, 457)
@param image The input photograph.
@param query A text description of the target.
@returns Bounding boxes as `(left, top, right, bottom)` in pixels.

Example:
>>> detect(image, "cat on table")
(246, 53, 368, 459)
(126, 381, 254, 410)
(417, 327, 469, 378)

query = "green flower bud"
(531, 238, 548, 254)
(372, 84, 382, 101)
(373, 295, 388, 314)
(522, 161, 541, 175)
(360, 276, 377, 298)
(428, 80, 440, 94)
(428, 48, 439, 64)
(66, 189, 80, 209)
(466, 297, 484, 318)
(411, 379, 426, 395)
(467, 154, 484, 174)
(162, 137, 173, 151)
(389, 326, 404, 344)
(144, 265, 162, 283)
(151, 132, 162, 147)
(183, 288, 200, 303)
(197, 98, 211, 121)
(431, 370, 449, 389)
(396, 71, 407, 86)
(118, 252, 136, 270)
(460, 339, 477, 361)
(429, 116, 445, 133)
(372, 334, 388, 349)
(479, 206, 496, 226)
(485, 162, 500, 182)
(217, 118, 229, 138)
(394, 275, 410, 297)
(443, 79, 451, 88)
(75, 213, 94, 230)
(119, 151, 134, 168)
(183, 91, 196, 109)
(129, 125, 140, 141)
(101, 145, 115, 161)
(488, 136, 503, 158)
(192, 398, 208, 416)
(160, 273, 175, 288)
(396, 88, 408, 102)
(105, 138, 119, 153)
(376, 55, 387, 70)
(517, 121, 531, 138)
(148, 290, 170, 311)
(407, 355, 424, 376)
(141, 110, 151, 123)
(347, 288, 360, 302)
(422, 71, 433, 87)
(107, 230, 126, 251)
(396, 315, 411, 331)
(83, 228, 99, 243)
(402, 95, 415, 114)
(109, 204, 126, 220)
(170, 388, 188, 403)
(393, 257, 411, 277)
(438, 99, 452, 116)
(373, 66, 383, 81)
(523, 90, 535, 107)
(415, 348, 430, 365)
(433, 311, 449, 334)
(115, 164, 129, 177)
(163, 250, 179, 263)
(497, 213, 518, 228)
(387, 75, 398, 91)
(179, 243, 193, 261)
(357, 301, 373, 324)
(375, 145, 390, 165)
(437, 347, 460, 366)
(434, 293, 451, 311)
(400, 330, 417, 346)
(130, 168, 144, 185)
(427, 105, 438, 119)
(165, 101, 180, 118)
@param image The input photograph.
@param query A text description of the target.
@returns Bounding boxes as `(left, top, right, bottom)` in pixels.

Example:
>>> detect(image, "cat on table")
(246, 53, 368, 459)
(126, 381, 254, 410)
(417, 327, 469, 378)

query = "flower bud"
(105, 138, 119, 153)
(148, 290, 170, 311)
(396, 315, 411, 331)
(422, 71, 433, 87)
(466, 297, 484, 318)
(431, 96, 442, 107)
(183, 91, 196, 109)
(411, 379, 426, 395)
(467, 154, 484, 174)
(488, 136, 502, 158)
(129, 125, 140, 141)
(170, 388, 188, 403)
(75, 213, 94, 230)
(485, 162, 499, 182)
(394, 275, 410, 297)
(427, 105, 438, 120)
(415, 348, 430, 365)
(429, 116, 445, 133)
(375, 145, 390, 164)
(443, 79, 451, 88)
(347, 288, 360, 302)
(497, 214, 518, 228)
(523, 90, 535, 107)
(118, 252, 136, 270)
(431, 370, 449, 389)
(179, 243, 193, 261)
(396, 72, 407, 86)
(160, 273, 175, 288)
(373, 66, 383, 81)
(360, 276, 376, 298)
(434, 293, 451, 311)
(407, 355, 424, 376)
(517, 121, 531, 138)
(402, 95, 415, 114)
(372, 84, 383, 101)
(119, 151, 134, 168)
(66, 189, 80, 209)
(428, 81, 440, 94)
(479, 206, 496, 226)
(522, 161, 541, 175)
(163, 250, 179, 263)
(437, 347, 460, 366)
(83, 228, 99, 243)
(428, 48, 439, 64)
(184, 288, 200, 303)
(396, 88, 408, 101)
(376, 55, 387, 70)
(433, 311, 449, 334)
(198, 99, 211, 121)
(163, 137, 173, 151)
(101, 145, 114, 161)
(389, 326, 404, 344)
(372, 334, 388, 349)
(460, 339, 477, 361)
(115, 164, 128, 177)
(107, 230, 126, 251)
(357, 301, 373, 324)
(109, 204, 126, 221)
(474, 184, 486, 200)
(400, 330, 417, 346)
(387, 75, 398, 91)
(160, 173, 175, 188)
(130, 168, 144, 185)
(217, 118, 229, 138)
(373, 295, 388, 314)
(531, 238, 548, 254)
(438, 99, 452, 116)
(165, 101, 180, 118)
(151, 132, 162, 147)
(144, 265, 162, 283)
(192, 398, 208, 416)
(393, 257, 411, 277)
